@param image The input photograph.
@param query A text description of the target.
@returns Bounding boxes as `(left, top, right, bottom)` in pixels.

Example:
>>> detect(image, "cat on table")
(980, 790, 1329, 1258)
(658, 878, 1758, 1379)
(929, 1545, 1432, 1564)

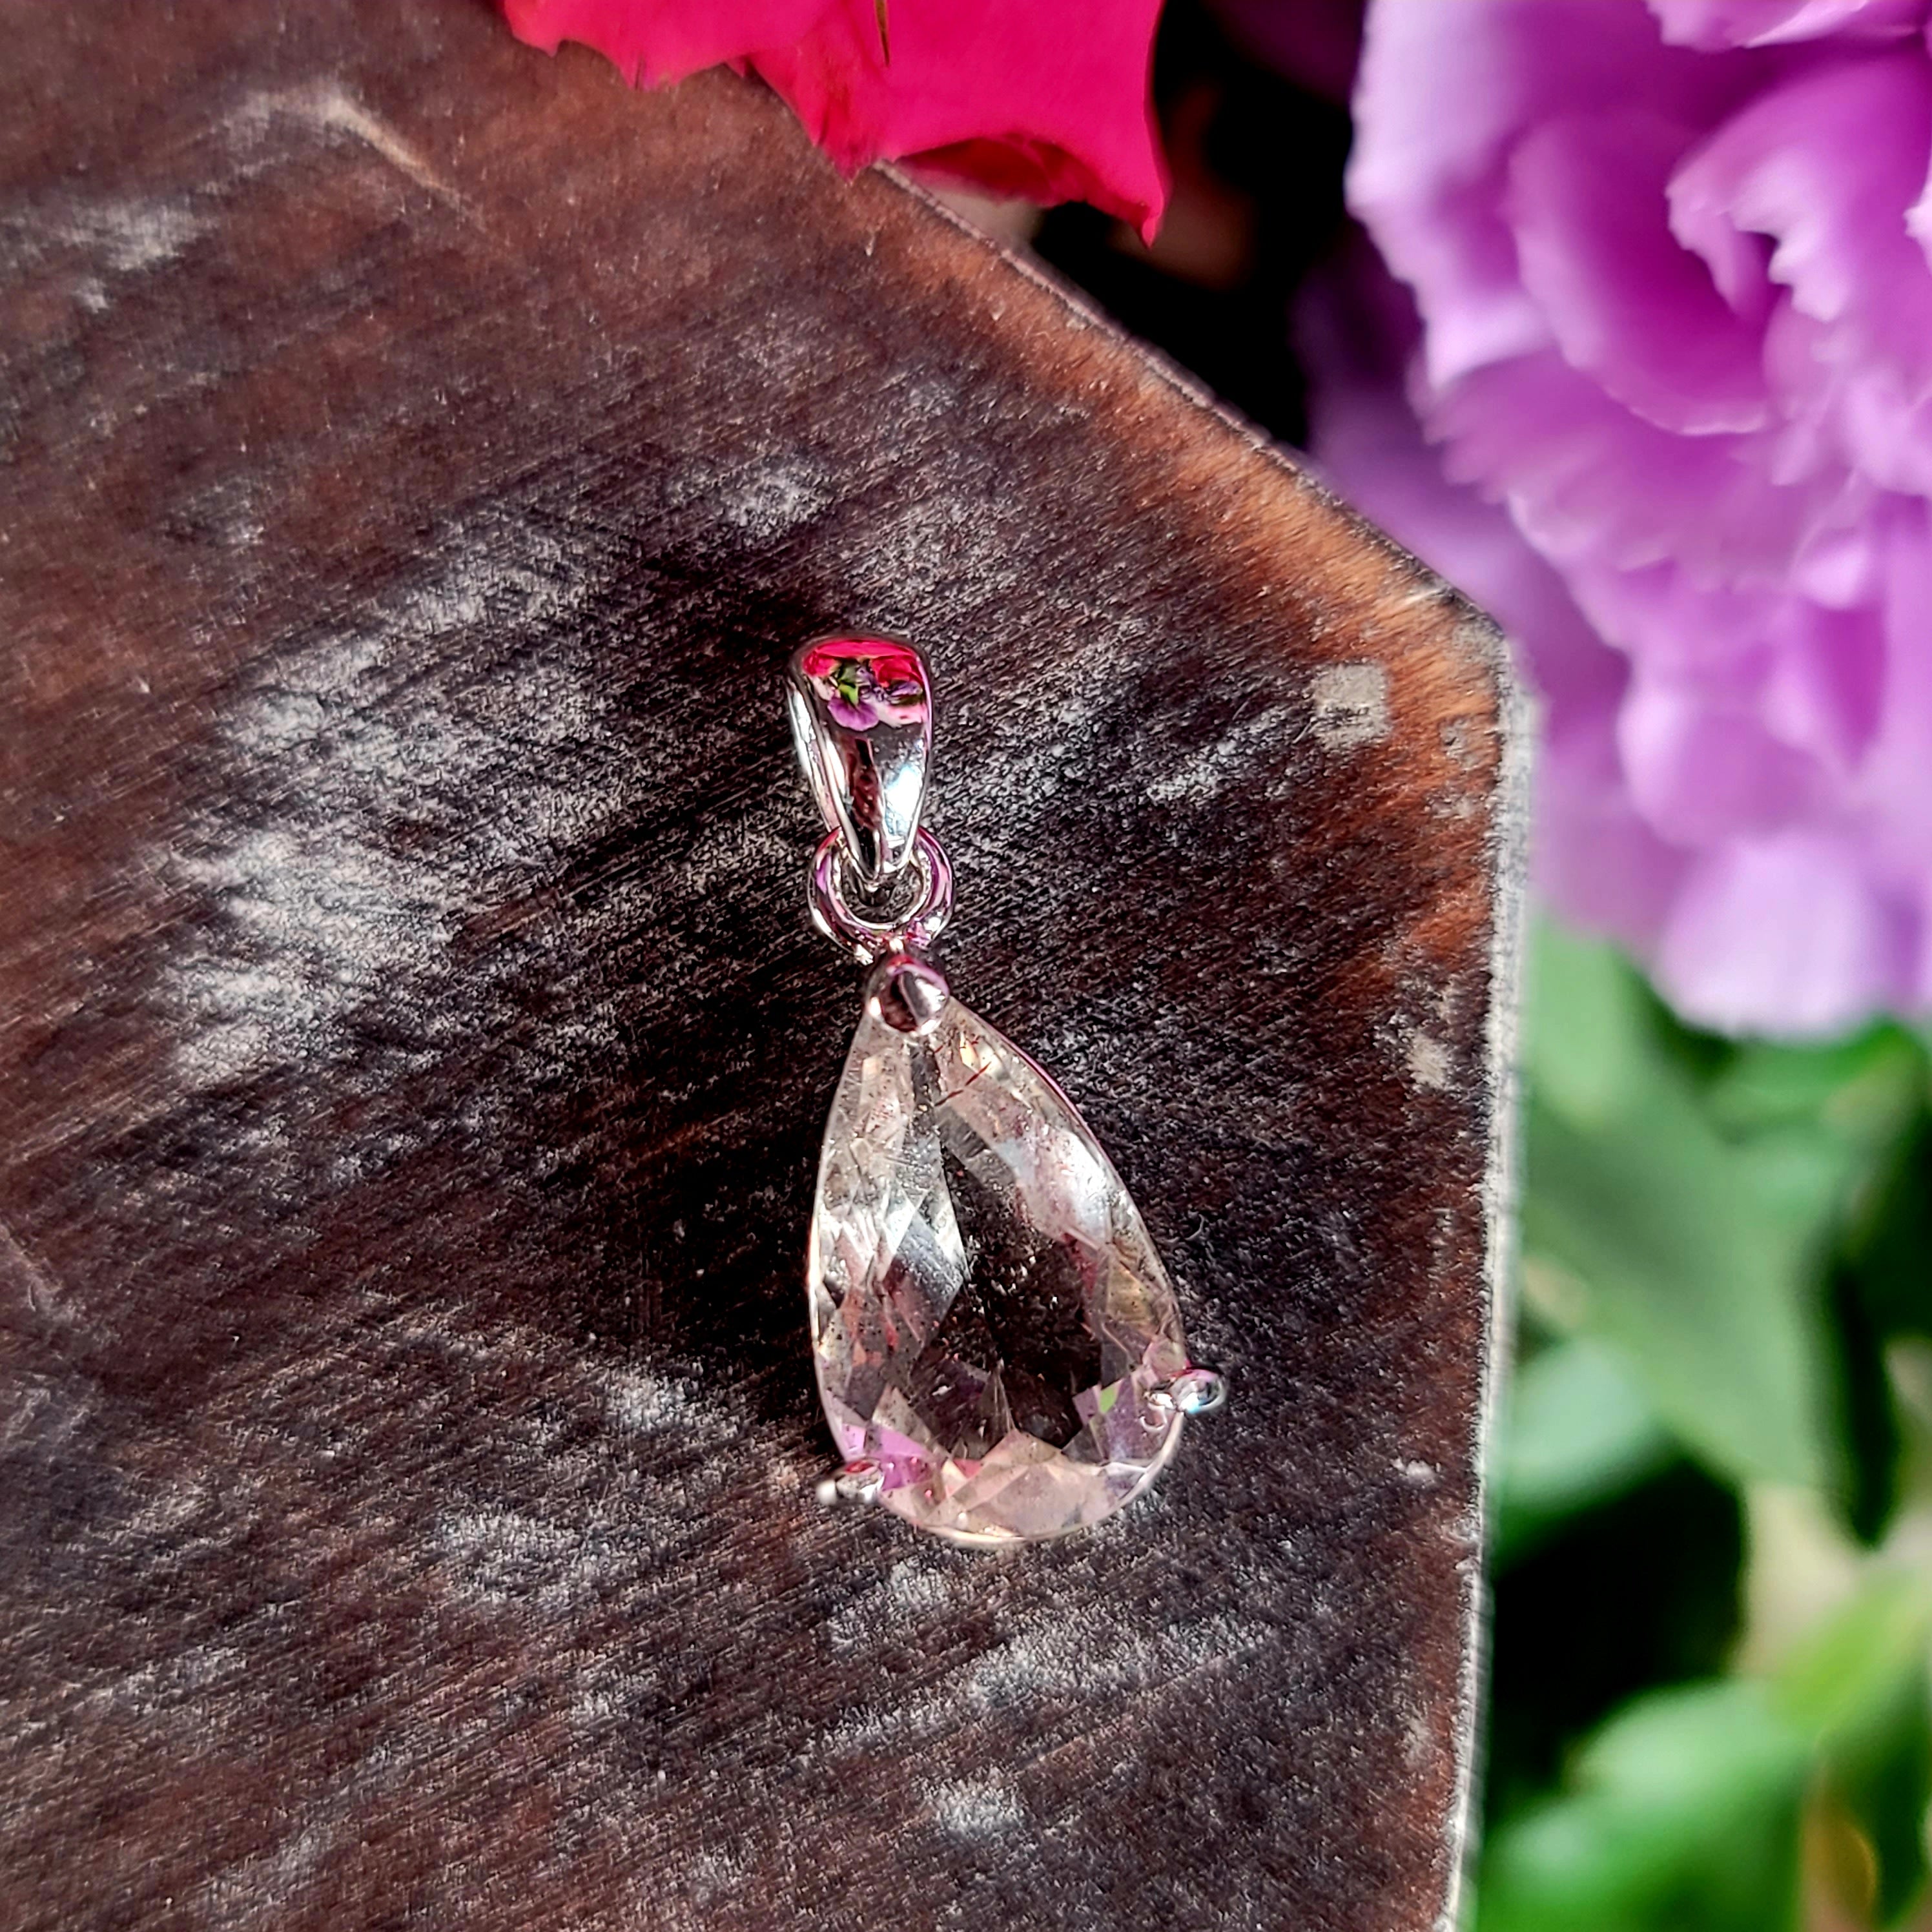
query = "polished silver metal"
(866, 952, 951, 1037)
(814, 1459, 885, 1507)
(786, 635, 934, 890)
(808, 826, 953, 965)
(1147, 1367, 1229, 1417)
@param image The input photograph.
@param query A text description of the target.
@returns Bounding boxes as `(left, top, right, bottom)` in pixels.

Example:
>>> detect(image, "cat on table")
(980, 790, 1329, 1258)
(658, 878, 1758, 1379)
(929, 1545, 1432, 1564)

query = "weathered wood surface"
(0, 5, 1521, 1928)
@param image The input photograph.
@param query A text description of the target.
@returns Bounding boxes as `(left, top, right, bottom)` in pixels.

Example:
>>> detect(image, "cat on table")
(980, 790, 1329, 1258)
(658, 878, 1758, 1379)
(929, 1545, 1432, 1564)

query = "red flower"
(502, 0, 1168, 240)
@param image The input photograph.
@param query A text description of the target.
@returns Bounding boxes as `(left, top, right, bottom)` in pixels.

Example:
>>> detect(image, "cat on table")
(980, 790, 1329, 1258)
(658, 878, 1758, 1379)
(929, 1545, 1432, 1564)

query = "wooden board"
(0, 5, 1523, 1927)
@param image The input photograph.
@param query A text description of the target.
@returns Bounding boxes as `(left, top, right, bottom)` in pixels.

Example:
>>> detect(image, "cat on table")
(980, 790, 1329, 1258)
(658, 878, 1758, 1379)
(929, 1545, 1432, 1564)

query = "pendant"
(786, 635, 1225, 1546)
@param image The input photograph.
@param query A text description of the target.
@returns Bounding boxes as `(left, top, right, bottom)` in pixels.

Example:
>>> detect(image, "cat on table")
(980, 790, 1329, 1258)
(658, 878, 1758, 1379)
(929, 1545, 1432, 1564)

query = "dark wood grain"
(0, 5, 1523, 1929)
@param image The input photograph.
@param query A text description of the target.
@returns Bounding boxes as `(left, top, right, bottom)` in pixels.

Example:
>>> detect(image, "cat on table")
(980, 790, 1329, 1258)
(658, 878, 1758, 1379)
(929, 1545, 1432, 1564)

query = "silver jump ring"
(808, 827, 952, 965)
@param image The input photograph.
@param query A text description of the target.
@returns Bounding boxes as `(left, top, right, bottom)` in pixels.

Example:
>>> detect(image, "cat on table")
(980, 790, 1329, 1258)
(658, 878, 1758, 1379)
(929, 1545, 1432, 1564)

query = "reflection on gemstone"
(808, 991, 1189, 1544)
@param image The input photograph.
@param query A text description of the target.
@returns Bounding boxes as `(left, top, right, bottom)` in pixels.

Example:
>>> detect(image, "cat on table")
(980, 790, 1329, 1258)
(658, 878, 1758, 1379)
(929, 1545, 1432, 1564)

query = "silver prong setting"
(815, 1458, 886, 1507)
(1146, 1367, 1228, 1417)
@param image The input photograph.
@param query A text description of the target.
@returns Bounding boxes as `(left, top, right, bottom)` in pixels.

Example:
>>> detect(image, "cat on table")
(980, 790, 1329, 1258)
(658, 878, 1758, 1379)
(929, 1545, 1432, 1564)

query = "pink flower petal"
(1656, 833, 1909, 1033)
(1671, 48, 1932, 486)
(1859, 503, 1932, 883)
(1649, 0, 1926, 51)
(752, 0, 1167, 236)
(1350, 0, 1767, 391)
(1326, 5, 1932, 1029)
(1618, 661, 1825, 842)
(504, 0, 1167, 238)
(1761, 598, 1888, 768)
(502, 0, 826, 85)
(1428, 351, 1818, 581)
(1506, 106, 1772, 434)
(1534, 746, 1695, 952)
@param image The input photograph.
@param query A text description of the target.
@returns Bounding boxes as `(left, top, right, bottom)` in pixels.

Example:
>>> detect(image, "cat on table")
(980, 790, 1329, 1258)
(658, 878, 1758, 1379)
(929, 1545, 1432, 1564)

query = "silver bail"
(785, 634, 934, 890)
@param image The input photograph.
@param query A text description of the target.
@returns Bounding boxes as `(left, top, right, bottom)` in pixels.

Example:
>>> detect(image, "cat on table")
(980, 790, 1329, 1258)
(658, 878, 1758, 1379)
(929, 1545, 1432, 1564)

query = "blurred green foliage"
(1476, 923, 1932, 1932)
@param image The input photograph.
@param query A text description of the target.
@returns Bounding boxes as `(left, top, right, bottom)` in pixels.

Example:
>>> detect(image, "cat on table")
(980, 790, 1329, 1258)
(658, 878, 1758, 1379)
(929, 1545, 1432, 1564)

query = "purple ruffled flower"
(1311, 0, 1932, 1034)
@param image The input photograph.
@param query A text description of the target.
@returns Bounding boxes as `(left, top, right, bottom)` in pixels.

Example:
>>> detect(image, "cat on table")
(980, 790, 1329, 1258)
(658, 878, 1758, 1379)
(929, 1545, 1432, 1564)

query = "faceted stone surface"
(809, 989, 1190, 1544)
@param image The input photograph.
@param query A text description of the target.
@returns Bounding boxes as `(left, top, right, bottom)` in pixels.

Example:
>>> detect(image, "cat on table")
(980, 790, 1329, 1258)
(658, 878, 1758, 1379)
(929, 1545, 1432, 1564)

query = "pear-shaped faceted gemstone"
(808, 991, 1190, 1545)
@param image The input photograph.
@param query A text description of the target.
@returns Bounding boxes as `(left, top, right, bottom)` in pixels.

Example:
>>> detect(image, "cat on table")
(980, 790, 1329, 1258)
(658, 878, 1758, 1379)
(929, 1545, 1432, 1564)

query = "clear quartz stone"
(808, 989, 1189, 1545)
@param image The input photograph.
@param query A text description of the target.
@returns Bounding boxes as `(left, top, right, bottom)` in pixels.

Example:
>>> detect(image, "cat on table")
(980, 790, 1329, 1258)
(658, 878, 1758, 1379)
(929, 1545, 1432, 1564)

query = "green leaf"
(1773, 1573, 1932, 1741)
(1704, 1025, 1926, 1144)
(1711, 1025, 1927, 1310)
(1475, 1680, 1809, 1932)
(1829, 1262, 1905, 1544)
(1526, 921, 1660, 1126)
(1478, 1581, 1932, 1932)
(1484, 1462, 1743, 1824)
(1826, 1659, 1932, 1926)
(1845, 1115, 1932, 1342)
(1831, 1100, 1932, 1539)
(1523, 923, 1836, 1491)
(1523, 1089, 1832, 1488)
(1493, 1333, 1674, 1562)
(1704, 1024, 1929, 1537)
